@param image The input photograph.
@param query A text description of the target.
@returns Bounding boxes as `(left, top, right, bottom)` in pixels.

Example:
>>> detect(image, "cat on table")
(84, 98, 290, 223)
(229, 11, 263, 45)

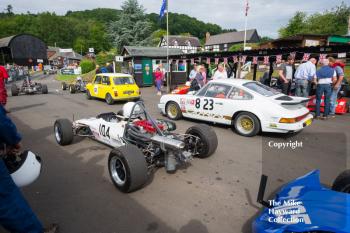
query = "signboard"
(37, 59, 44, 63)
(305, 40, 320, 47)
(59, 48, 73, 53)
(134, 64, 142, 74)
(89, 48, 95, 53)
(115, 56, 124, 62)
(60, 68, 75, 75)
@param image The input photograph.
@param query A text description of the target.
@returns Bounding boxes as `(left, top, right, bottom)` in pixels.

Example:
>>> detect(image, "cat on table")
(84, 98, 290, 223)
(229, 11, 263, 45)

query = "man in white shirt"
(294, 58, 317, 97)
(189, 64, 197, 80)
(212, 64, 228, 80)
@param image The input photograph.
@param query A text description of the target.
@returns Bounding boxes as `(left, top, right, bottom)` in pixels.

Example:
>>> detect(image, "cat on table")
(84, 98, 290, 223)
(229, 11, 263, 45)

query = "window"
(94, 76, 102, 84)
(243, 82, 279, 97)
(204, 84, 232, 98)
(213, 45, 220, 52)
(113, 77, 135, 85)
(196, 84, 211, 96)
(102, 76, 110, 85)
(224, 44, 228, 48)
(228, 87, 253, 100)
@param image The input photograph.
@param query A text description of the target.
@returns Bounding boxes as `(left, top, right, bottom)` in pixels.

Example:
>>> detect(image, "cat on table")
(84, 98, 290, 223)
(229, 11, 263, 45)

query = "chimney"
(205, 32, 211, 44)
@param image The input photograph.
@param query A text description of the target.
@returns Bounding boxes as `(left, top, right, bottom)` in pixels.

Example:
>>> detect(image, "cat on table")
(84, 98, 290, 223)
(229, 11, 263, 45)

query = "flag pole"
(243, 0, 248, 51)
(166, 0, 170, 93)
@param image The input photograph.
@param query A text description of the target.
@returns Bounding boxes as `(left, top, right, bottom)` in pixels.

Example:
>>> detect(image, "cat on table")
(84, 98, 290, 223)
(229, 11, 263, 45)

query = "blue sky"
(0, 0, 346, 38)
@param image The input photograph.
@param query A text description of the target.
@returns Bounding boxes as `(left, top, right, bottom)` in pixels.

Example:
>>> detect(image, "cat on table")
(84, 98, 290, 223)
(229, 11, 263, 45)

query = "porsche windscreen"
(243, 82, 280, 97)
(113, 77, 135, 85)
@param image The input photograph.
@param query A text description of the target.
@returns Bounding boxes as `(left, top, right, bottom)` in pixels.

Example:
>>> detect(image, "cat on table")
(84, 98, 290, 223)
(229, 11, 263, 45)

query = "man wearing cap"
(313, 59, 337, 120)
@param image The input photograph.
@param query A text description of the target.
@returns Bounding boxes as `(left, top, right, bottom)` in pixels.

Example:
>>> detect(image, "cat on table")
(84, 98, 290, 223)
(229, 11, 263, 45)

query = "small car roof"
(96, 73, 133, 78)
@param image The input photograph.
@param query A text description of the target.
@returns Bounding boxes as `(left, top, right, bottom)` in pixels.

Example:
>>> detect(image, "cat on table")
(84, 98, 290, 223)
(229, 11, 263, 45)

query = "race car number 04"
(195, 98, 214, 111)
(99, 124, 110, 139)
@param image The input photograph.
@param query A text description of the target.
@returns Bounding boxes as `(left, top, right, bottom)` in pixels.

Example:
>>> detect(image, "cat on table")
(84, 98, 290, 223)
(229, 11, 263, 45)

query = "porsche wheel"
(166, 102, 182, 120)
(186, 124, 218, 158)
(108, 145, 148, 193)
(233, 112, 260, 137)
(105, 93, 114, 105)
(54, 119, 74, 146)
(332, 170, 350, 193)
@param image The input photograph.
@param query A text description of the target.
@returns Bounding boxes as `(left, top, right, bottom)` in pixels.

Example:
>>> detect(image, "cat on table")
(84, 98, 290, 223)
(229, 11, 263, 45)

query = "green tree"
(229, 43, 259, 52)
(279, 2, 350, 37)
(278, 12, 307, 37)
(108, 0, 152, 51)
(149, 29, 167, 46)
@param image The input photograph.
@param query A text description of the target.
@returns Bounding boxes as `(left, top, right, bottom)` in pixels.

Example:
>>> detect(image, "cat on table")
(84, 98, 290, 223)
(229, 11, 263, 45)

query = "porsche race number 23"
(195, 98, 214, 111)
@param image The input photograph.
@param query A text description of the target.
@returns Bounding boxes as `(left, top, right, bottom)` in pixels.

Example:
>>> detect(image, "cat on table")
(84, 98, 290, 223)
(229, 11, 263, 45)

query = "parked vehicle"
(159, 79, 313, 137)
(53, 102, 218, 193)
(86, 73, 141, 105)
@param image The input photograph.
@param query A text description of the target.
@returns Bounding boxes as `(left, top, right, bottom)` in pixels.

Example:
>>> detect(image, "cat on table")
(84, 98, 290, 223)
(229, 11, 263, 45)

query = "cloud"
(0, 0, 346, 38)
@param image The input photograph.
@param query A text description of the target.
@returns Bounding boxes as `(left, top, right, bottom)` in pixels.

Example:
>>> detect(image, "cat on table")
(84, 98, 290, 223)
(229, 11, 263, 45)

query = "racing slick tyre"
(86, 90, 92, 100)
(54, 119, 74, 146)
(11, 84, 19, 96)
(165, 101, 182, 120)
(185, 124, 218, 158)
(69, 85, 76, 94)
(105, 93, 114, 105)
(41, 84, 48, 94)
(233, 112, 260, 137)
(332, 169, 350, 193)
(108, 145, 148, 193)
(62, 82, 67, 90)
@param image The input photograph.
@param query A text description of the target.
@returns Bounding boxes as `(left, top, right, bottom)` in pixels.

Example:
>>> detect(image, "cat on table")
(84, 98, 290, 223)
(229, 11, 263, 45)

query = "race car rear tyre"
(86, 90, 92, 100)
(332, 169, 350, 193)
(186, 124, 218, 158)
(62, 82, 67, 90)
(233, 112, 260, 137)
(11, 84, 19, 96)
(41, 84, 48, 94)
(105, 93, 114, 105)
(54, 119, 74, 146)
(166, 102, 182, 120)
(69, 85, 76, 94)
(108, 145, 148, 193)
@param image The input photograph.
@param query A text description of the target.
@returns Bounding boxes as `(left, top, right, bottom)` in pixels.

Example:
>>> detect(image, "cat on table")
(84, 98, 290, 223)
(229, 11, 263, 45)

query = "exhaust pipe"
(151, 135, 185, 150)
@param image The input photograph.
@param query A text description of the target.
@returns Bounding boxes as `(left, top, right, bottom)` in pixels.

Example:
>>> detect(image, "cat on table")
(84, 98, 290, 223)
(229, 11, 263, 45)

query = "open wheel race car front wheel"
(332, 169, 350, 193)
(185, 124, 218, 158)
(54, 119, 74, 146)
(108, 145, 148, 193)
(11, 84, 19, 96)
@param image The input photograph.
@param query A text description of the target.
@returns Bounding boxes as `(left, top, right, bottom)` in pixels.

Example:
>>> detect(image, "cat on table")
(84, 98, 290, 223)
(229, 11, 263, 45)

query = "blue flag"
(159, 0, 167, 19)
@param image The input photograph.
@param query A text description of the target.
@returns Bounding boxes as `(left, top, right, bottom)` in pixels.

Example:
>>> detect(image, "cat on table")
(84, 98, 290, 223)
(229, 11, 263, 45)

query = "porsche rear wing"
(257, 175, 272, 208)
(280, 98, 309, 106)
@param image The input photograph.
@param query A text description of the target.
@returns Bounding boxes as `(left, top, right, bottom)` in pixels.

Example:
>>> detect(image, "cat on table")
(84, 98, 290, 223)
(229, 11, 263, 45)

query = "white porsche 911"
(158, 79, 313, 137)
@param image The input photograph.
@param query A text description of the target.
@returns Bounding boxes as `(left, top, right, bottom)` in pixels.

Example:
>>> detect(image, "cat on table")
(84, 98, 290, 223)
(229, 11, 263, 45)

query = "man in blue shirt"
(294, 58, 317, 97)
(0, 106, 58, 233)
(313, 59, 337, 119)
(328, 57, 345, 117)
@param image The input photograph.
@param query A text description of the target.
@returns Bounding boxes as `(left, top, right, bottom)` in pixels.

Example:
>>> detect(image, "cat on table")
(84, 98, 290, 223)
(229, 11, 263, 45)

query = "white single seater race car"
(54, 102, 218, 193)
(159, 79, 313, 137)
